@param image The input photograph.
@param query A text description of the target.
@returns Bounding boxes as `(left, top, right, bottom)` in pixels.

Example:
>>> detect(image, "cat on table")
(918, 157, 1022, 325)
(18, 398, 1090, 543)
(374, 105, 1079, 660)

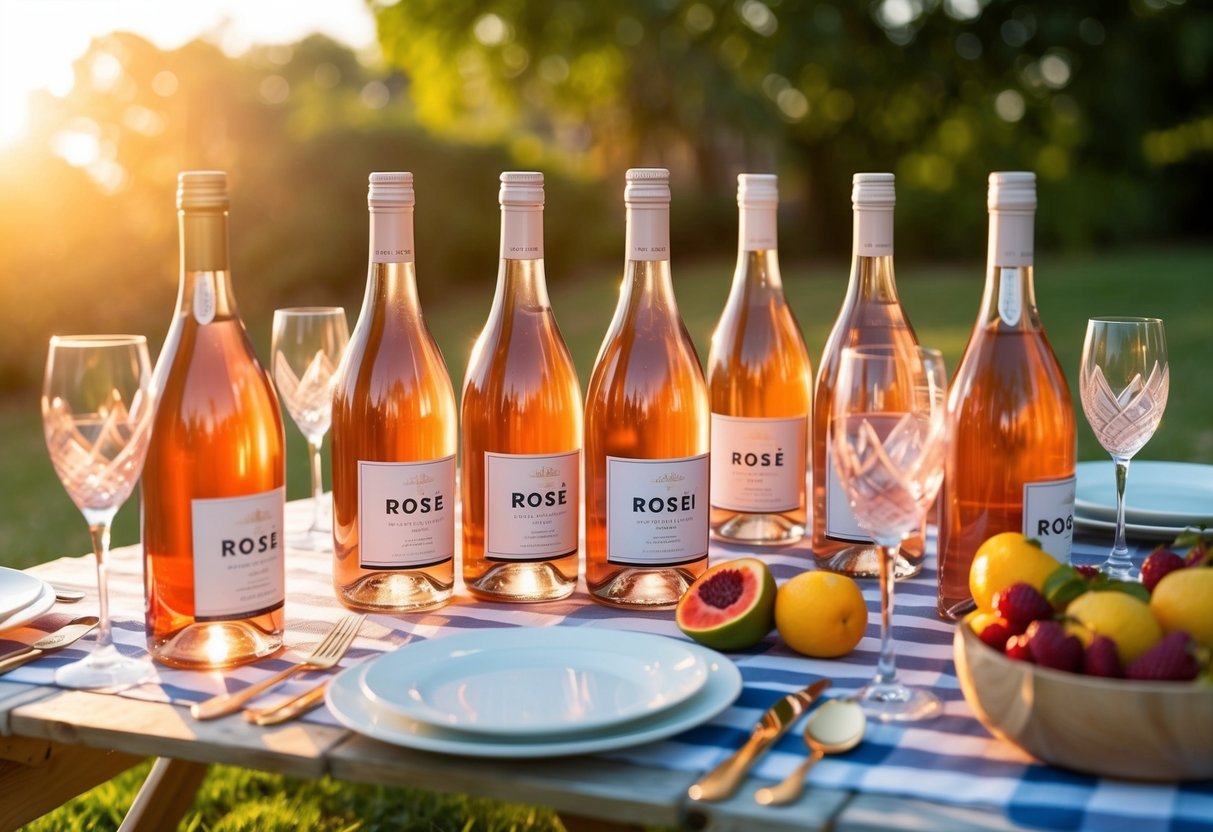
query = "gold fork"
(190, 614, 365, 720)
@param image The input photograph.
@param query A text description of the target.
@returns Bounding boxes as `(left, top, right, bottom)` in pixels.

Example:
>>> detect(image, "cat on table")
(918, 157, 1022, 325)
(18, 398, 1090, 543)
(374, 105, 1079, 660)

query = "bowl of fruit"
(953, 533, 1213, 781)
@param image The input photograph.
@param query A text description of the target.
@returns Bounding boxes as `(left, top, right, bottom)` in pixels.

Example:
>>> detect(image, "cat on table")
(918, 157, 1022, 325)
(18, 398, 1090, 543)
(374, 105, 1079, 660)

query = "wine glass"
(831, 346, 948, 722)
(271, 307, 349, 549)
(41, 335, 154, 688)
(1079, 317, 1169, 580)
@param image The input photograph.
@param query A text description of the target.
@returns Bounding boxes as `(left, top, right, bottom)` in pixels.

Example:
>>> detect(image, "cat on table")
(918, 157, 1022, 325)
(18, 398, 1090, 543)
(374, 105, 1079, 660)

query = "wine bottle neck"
(365, 262, 422, 314)
(731, 249, 783, 295)
(619, 258, 679, 318)
(500, 205, 543, 260)
(738, 204, 777, 252)
(494, 258, 551, 313)
(979, 210, 1038, 329)
(852, 205, 893, 258)
(177, 211, 237, 322)
(369, 207, 415, 265)
(625, 204, 670, 262)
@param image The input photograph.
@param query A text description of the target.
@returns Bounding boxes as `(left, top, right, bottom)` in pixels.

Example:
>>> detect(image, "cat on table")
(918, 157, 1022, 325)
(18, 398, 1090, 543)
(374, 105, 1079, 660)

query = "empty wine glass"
(271, 307, 349, 549)
(832, 346, 948, 722)
(1079, 317, 1169, 580)
(42, 335, 154, 688)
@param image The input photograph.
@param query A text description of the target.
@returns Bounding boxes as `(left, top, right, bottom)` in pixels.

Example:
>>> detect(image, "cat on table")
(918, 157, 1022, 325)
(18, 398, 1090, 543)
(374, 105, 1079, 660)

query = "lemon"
(1151, 568, 1213, 649)
(1067, 591, 1162, 664)
(775, 571, 868, 658)
(965, 610, 1006, 636)
(968, 532, 1060, 613)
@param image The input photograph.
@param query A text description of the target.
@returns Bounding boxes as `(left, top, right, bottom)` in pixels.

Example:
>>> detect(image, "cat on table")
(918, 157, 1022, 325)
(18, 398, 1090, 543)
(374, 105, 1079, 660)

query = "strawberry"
(1025, 619, 1082, 673)
(994, 583, 1054, 635)
(1184, 544, 1209, 568)
(1141, 548, 1185, 592)
(1074, 565, 1101, 581)
(978, 620, 1012, 652)
(1082, 635, 1121, 678)
(1005, 633, 1034, 662)
(1125, 631, 1199, 681)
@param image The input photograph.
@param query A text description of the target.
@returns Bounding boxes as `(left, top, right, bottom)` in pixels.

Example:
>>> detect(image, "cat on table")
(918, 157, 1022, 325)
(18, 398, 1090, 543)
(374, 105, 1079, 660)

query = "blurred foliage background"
(0, 0, 1210, 396)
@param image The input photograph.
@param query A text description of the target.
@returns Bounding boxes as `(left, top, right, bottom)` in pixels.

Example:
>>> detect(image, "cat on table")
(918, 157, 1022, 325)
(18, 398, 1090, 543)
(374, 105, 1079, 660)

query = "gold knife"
(688, 678, 831, 802)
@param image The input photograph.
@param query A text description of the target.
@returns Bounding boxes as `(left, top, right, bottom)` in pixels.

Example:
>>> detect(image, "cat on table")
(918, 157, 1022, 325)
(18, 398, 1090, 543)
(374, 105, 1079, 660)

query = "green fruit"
(675, 558, 777, 650)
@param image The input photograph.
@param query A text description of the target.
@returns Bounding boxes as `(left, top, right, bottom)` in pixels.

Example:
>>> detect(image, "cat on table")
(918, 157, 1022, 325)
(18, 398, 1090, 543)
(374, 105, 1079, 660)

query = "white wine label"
(710, 414, 806, 513)
(997, 267, 1023, 326)
(740, 205, 777, 251)
(485, 450, 579, 561)
(358, 456, 455, 569)
(855, 209, 894, 257)
(988, 211, 1034, 268)
(1022, 475, 1075, 563)
(193, 272, 216, 325)
(824, 435, 872, 543)
(371, 212, 415, 264)
(606, 454, 709, 566)
(191, 487, 285, 622)
(626, 206, 671, 261)
(501, 209, 543, 259)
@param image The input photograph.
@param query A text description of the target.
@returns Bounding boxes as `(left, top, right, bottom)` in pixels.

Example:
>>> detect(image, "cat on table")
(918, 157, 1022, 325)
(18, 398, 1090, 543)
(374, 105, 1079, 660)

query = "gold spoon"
(754, 699, 866, 806)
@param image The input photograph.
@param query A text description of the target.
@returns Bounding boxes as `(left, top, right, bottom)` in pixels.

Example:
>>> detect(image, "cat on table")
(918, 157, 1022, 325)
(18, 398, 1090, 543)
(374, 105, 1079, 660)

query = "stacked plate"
(1075, 460, 1213, 541)
(326, 627, 743, 757)
(0, 567, 55, 633)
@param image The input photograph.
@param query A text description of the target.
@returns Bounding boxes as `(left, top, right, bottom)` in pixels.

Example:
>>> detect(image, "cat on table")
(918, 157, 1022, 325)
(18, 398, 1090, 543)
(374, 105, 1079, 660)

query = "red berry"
(1025, 619, 1083, 673)
(1074, 565, 1101, 581)
(1005, 633, 1034, 662)
(978, 620, 1012, 652)
(1125, 631, 1199, 681)
(1184, 545, 1210, 568)
(994, 583, 1054, 635)
(1083, 635, 1121, 678)
(1142, 549, 1186, 592)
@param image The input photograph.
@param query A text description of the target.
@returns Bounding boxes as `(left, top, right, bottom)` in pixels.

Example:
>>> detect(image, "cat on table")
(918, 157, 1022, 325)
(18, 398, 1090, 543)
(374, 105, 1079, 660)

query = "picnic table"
(1, 500, 1209, 832)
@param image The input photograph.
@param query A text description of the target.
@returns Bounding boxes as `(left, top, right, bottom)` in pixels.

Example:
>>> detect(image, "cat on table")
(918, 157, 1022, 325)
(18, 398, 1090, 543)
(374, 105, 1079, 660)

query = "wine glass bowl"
(42, 335, 154, 689)
(831, 345, 948, 722)
(271, 307, 349, 550)
(1079, 317, 1169, 579)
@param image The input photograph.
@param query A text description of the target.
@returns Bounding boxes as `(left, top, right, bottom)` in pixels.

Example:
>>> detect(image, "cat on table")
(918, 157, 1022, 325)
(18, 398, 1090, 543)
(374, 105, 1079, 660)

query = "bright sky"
(0, 0, 379, 144)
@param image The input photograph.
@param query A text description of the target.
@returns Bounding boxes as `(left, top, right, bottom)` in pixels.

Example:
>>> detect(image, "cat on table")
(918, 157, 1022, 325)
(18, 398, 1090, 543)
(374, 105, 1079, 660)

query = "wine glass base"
(817, 545, 922, 580)
(54, 645, 151, 690)
(856, 681, 941, 722)
(1100, 558, 1139, 582)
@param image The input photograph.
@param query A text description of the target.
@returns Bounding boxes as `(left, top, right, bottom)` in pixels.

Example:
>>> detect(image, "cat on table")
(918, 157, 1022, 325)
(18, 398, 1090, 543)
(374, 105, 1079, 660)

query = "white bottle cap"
(852, 172, 895, 209)
(500, 171, 544, 207)
(368, 171, 414, 210)
(988, 171, 1036, 213)
(625, 168, 670, 205)
(738, 173, 778, 207)
(177, 171, 228, 211)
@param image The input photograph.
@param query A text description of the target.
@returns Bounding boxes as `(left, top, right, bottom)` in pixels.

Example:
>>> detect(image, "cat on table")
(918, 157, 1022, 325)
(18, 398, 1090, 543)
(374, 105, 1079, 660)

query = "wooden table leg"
(0, 737, 142, 832)
(117, 757, 209, 832)
(557, 812, 647, 832)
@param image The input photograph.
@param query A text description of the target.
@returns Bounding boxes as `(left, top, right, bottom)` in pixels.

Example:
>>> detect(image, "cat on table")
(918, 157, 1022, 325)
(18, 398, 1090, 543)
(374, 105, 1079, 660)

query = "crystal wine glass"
(831, 346, 948, 722)
(1079, 317, 1169, 580)
(42, 335, 154, 688)
(271, 307, 349, 549)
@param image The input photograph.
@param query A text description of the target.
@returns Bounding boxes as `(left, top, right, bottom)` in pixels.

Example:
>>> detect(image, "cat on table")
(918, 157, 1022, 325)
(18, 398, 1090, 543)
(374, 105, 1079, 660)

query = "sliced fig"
(675, 558, 777, 650)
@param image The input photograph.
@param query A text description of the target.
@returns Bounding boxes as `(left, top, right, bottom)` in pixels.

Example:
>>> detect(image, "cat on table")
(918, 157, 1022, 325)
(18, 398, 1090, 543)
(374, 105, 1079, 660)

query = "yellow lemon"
(969, 532, 1060, 613)
(1151, 568, 1213, 649)
(775, 571, 868, 658)
(965, 610, 1007, 636)
(1067, 591, 1162, 665)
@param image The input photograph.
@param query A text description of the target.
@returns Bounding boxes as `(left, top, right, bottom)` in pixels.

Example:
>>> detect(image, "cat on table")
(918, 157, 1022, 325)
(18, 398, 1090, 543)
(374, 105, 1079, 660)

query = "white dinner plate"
(0, 567, 47, 620)
(329, 641, 742, 758)
(1073, 513, 1213, 543)
(1075, 460, 1213, 527)
(359, 627, 709, 737)
(0, 582, 55, 633)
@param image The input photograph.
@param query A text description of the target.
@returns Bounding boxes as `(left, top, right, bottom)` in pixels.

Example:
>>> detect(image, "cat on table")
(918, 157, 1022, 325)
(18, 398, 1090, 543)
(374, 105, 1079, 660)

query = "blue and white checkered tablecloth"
(4, 500, 1211, 832)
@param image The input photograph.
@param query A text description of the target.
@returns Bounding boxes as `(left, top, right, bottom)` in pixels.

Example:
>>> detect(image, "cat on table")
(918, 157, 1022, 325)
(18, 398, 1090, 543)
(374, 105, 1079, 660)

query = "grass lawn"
(2, 245, 1210, 830)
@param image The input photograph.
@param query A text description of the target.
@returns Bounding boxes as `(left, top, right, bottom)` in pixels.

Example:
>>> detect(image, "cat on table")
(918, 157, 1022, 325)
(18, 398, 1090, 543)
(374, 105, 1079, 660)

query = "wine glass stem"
(87, 522, 114, 651)
(1109, 455, 1132, 574)
(874, 542, 900, 687)
(308, 436, 324, 532)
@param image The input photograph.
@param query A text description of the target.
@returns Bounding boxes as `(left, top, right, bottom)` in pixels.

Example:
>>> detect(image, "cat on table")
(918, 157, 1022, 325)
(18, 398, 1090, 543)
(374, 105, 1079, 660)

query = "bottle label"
(606, 454, 709, 566)
(485, 450, 579, 561)
(710, 414, 805, 513)
(501, 208, 543, 259)
(358, 456, 455, 569)
(190, 487, 285, 622)
(997, 267, 1022, 326)
(855, 209, 894, 256)
(371, 211, 415, 264)
(1022, 475, 1075, 562)
(988, 211, 1033, 268)
(193, 273, 216, 325)
(824, 435, 872, 542)
(626, 206, 670, 261)
(740, 205, 777, 251)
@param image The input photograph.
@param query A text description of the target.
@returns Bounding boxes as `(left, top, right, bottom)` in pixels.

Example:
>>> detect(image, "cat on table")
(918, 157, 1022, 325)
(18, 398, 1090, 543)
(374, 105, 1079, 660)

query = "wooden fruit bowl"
(953, 623, 1213, 781)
